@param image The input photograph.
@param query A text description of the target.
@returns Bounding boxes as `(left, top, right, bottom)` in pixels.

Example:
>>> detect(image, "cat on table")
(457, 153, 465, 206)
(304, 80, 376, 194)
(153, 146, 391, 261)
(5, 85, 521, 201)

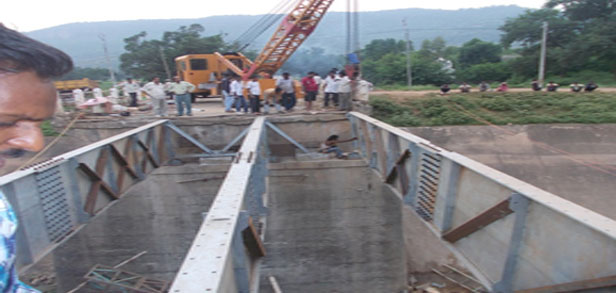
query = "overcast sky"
(3, 0, 543, 32)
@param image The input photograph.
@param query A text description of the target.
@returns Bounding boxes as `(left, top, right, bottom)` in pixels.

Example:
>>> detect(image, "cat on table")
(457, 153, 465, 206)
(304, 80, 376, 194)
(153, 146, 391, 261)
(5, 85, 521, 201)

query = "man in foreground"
(0, 24, 74, 292)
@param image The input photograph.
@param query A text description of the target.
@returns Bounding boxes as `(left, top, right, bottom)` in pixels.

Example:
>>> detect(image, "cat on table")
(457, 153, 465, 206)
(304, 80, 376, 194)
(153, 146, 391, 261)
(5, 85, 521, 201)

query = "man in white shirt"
(92, 87, 103, 98)
(122, 78, 141, 107)
(231, 75, 248, 113)
(142, 77, 168, 117)
(322, 70, 339, 108)
(72, 88, 85, 106)
(246, 76, 261, 114)
(276, 72, 296, 111)
(167, 75, 196, 116)
(337, 71, 352, 112)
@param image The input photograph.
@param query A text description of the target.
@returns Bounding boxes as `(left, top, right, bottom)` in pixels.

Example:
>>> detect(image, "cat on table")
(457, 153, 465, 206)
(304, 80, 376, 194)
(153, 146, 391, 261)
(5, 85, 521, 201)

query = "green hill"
(26, 5, 527, 69)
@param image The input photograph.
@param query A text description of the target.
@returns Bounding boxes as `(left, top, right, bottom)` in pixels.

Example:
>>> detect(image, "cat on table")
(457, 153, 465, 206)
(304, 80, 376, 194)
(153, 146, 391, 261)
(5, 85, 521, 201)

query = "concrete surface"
(405, 124, 616, 220)
(25, 163, 229, 292)
(259, 160, 407, 293)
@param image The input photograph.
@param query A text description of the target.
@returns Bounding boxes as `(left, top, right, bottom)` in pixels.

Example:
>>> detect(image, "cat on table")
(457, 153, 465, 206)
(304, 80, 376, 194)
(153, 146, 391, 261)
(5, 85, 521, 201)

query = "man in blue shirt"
(0, 24, 74, 292)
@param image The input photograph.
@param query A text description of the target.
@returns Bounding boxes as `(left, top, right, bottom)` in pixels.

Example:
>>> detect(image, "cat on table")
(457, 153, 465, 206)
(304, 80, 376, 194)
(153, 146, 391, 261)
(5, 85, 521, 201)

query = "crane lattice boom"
(245, 0, 335, 78)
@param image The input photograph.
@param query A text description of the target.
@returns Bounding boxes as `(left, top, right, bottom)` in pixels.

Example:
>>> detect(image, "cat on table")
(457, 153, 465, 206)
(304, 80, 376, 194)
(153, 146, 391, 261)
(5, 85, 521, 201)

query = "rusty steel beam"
(442, 197, 513, 243)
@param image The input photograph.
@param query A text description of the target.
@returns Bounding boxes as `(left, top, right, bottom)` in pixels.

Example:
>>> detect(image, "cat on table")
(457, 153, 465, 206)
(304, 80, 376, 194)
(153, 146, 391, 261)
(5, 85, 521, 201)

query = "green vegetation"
(370, 92, 616, 127)
(41, 121, 58, 136)
(362, 0, 616, 87)
(120, 24, 229, 80)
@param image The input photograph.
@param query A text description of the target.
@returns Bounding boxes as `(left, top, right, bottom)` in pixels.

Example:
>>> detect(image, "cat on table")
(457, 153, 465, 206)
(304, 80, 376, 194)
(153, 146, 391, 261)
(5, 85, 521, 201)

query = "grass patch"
(369, 92, 616, 127)
(41, 120, 59, 136)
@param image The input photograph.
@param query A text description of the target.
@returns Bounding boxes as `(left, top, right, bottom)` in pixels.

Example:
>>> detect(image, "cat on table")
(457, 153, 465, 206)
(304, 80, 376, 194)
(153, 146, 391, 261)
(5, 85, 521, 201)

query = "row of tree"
(362, 0, 615, 85)
(63, 0, 615, 86)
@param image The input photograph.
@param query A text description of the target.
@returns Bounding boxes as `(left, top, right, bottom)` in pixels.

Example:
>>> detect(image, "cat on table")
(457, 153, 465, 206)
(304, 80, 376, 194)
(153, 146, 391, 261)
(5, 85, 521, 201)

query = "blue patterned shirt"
(0, 191, 39, 292)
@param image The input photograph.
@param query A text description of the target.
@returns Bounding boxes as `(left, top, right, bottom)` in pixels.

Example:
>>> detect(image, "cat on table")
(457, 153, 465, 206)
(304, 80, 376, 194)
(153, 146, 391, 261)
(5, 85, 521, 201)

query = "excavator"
(175, 0, 336, 100)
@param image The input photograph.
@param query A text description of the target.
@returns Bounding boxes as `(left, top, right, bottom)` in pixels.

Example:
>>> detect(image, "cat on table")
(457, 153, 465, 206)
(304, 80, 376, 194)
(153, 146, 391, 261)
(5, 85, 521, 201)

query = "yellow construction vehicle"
(54, 78, 99, 92)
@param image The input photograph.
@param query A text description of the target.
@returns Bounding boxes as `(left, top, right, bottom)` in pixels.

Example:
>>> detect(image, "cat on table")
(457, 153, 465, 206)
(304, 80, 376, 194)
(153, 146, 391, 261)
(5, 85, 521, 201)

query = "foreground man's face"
(0, 71, 56, 169)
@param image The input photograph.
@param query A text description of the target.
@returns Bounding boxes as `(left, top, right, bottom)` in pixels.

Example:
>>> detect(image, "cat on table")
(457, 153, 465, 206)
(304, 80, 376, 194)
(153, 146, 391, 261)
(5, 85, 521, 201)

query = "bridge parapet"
(347, 111, 616, 292)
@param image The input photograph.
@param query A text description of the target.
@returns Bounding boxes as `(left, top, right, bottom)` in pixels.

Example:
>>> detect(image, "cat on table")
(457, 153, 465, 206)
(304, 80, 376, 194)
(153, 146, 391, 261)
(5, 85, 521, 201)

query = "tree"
(499, 9, 578, 49)
(457, 63, 511, 83)
(362, 39, 408, 61)
(458, 39, 502, 69)
(500, 5, 616, 77)
(120, 24, 228, 80)
(545, 0, 615, 21)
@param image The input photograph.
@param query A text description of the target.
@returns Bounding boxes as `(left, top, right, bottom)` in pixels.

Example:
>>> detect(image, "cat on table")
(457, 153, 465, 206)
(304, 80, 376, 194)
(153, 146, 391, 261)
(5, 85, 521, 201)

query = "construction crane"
(245, 0, 335, 78)
(175, 0, 336, 99)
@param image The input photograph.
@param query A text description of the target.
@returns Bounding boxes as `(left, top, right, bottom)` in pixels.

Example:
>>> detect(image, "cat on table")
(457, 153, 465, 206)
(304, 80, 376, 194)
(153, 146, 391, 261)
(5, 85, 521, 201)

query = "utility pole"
(159, 47, 172, 80)
(346, 0, 352, 56)
(538, 21, 548, 85)
(353, 0, 359, 54)
(98, 34, 116, 85)
(403, 18, 412, 88)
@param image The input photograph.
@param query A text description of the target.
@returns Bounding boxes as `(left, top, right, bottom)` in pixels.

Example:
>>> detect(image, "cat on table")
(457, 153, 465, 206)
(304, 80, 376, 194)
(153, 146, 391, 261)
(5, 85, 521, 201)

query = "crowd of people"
(441, 80, 600, 95)
(71, 68, 373, 117)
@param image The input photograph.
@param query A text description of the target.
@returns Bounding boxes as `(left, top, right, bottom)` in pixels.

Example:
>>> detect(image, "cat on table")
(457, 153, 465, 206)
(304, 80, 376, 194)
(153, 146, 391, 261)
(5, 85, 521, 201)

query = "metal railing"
(0, 119, 239, 271)
(347, 112, 616, 292)
(169, 117, 268, 292)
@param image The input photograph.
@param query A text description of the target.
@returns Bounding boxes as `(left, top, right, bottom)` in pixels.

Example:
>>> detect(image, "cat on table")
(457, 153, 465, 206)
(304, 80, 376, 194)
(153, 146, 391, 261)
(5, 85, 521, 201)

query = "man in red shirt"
(301, 71, 318, 111)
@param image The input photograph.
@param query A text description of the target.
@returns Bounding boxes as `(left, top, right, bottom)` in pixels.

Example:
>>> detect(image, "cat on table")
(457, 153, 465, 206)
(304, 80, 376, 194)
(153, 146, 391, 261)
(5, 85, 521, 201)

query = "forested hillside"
(26, 5, 526, 68)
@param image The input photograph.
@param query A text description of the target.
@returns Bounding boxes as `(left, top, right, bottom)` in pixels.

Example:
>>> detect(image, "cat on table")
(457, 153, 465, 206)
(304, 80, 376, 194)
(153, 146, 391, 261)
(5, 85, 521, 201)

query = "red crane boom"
(244, 0, 335, 78)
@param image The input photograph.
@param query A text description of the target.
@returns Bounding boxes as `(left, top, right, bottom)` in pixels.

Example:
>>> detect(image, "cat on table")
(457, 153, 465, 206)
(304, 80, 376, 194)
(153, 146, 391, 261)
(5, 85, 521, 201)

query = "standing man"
(72, 87, 85, 107)
(337, 71, 352, 111)
(276, 72, 296, 111)
(167, 76, 196, 116)
(220, 73, 234, 113)
(123, 78, 140, 107)
(142, 77, 168, 117)
(323, 71, 339, 109)
(301, 72, 318, 111)
(92, 86, 103, 98)
(0, 24, 74, 292)
(246, 76, 261, 114)
(231, 75, 248, 113)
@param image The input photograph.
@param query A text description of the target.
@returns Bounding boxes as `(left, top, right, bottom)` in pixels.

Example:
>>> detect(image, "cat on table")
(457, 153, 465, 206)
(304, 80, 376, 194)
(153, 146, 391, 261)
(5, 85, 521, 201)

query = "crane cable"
(234, 0, 293, 44)
(232, 0, 298, 51)
(233, 0, 295, 50)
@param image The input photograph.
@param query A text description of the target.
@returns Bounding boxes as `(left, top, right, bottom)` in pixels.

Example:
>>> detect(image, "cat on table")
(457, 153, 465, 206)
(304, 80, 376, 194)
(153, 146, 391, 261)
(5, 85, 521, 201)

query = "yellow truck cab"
(175, 53, 251, 99)
(54, 78, 99, 93)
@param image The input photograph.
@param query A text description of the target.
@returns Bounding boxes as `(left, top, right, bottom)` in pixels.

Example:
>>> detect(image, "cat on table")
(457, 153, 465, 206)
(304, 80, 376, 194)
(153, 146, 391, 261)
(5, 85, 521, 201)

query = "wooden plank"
(385, 149, 411, 184)
(110, 142, 138, 193)
(516, 275, 616, 293)
(79, 148, 117, 215)
(137, 139, 160, 169)
(442, 197, 513, 243)
(78, 163, 115, 195)
(242, 217, 266, 258)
